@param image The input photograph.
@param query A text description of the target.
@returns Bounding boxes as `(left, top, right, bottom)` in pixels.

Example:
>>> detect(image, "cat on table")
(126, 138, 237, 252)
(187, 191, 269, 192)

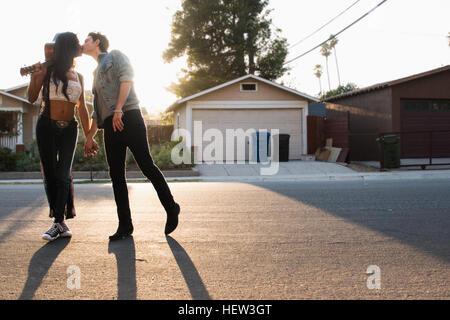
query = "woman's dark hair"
(88, 32, 109, 53)
(43, 32, 80, 101)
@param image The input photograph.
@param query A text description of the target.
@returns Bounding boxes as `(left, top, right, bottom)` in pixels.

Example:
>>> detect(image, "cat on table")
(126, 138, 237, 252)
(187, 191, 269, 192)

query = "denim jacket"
(92, 50, 139, 128)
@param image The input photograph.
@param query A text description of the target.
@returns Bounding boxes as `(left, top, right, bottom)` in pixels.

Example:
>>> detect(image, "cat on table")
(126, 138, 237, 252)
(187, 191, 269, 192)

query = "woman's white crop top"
(48, 74, 82, 104)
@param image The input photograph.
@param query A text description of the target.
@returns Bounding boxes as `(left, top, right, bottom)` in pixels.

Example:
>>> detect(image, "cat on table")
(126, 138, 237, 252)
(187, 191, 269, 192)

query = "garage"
(167, 74, 318, 163)
(192, 108, 304, 162)
(401, 99, 450, 158)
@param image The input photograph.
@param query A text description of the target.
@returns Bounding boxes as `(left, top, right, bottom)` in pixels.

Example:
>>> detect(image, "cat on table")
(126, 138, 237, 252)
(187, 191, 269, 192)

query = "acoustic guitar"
(19, 43, 54, 76)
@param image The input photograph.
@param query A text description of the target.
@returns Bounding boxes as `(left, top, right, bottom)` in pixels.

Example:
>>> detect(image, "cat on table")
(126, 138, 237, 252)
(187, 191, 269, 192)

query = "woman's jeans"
(103, 109, 176, 227)
(36, 115, 78, 223)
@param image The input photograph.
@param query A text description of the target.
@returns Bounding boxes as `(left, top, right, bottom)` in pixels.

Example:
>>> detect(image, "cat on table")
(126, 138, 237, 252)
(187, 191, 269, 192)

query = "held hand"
(31, 62, 47, 80)
(112, 111, 124, 132)
(84, 138, 99, 157)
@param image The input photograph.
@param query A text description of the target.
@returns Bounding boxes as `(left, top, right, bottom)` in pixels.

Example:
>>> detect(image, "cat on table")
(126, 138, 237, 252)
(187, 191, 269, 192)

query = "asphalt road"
(0, 178, 449, 300)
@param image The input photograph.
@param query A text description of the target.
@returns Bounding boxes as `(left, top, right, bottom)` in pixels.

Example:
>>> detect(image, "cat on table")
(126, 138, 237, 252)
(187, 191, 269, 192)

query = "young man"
(82, 32, 180, 240)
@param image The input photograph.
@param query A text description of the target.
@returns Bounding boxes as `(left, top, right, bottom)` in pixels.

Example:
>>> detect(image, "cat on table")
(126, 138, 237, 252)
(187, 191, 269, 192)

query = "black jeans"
(36, 116, 78, 223)
(103, 110, 177, 227)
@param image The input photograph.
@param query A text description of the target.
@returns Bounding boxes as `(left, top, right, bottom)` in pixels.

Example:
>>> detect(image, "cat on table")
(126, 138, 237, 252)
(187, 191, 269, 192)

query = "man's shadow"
(166, 236, 211, 300)
(19, 238, 71, 300)
(108, 236, 137, 300)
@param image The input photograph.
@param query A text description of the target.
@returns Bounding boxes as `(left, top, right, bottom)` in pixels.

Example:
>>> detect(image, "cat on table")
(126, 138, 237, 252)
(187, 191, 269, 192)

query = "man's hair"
(88, 32, 109, 53)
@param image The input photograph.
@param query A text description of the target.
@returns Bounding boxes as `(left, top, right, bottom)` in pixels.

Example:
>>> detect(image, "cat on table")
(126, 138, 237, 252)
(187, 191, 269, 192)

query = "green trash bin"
(377, 134, 400, 168)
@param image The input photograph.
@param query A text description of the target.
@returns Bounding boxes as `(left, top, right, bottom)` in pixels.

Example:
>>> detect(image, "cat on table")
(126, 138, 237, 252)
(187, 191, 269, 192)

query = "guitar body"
(20, 43, 55, 76)
(44, 43, 55, 61)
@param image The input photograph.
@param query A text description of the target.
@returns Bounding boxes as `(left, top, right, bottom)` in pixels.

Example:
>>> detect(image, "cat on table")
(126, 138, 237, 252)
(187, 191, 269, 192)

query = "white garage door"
(192, 108, 303, 162)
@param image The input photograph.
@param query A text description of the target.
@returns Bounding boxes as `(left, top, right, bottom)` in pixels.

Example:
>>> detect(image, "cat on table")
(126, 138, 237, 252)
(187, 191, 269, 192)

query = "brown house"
(324, 65, 450, 161)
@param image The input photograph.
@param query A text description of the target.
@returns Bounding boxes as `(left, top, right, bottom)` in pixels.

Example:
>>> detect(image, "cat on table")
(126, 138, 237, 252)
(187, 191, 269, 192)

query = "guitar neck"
(20, 60, 54, 76)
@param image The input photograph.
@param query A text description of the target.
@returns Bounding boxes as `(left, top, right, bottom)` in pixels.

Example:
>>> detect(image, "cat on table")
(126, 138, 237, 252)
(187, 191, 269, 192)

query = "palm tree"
(313, 64, 323, 96)
(328, 35, 341, 87)
(320, 42, 332, 91)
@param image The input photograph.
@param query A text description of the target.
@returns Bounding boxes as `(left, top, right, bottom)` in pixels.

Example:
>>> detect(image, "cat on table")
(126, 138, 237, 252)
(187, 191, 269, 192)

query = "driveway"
(193, 160, 355, 177)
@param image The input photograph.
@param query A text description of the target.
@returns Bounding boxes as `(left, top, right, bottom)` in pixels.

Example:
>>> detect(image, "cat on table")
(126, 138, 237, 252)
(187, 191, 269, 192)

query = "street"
(0, 178, 449, 299)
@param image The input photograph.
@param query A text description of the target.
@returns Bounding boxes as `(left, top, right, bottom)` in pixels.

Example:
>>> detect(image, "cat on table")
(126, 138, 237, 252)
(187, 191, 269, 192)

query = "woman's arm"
(76, 74, 91, 137)
(27, 63, 47, 103)
(84, 120, 99, 157)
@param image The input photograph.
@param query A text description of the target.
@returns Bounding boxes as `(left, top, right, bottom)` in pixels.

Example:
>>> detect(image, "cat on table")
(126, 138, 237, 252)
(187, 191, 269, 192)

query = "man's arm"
(112, 81, 132, 132)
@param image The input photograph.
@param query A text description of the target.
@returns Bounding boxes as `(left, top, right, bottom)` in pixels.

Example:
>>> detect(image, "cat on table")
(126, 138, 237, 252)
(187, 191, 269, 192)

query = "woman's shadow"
(19, 238, 71, 300)
(166, 236, 211, 300)
(108, 236, 137, 300)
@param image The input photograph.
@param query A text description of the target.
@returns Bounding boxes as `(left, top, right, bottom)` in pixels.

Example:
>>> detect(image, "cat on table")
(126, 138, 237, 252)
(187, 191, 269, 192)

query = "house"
(166, 74, 318, 162)
(324, 65, 450, 161)
(0, 84, 39, 152)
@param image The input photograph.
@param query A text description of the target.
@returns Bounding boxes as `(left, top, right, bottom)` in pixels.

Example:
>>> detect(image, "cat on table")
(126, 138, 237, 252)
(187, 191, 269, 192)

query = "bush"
(0, 148, 17, 171)
(149, 138, 195, 170)
(15, 152, 41, 172)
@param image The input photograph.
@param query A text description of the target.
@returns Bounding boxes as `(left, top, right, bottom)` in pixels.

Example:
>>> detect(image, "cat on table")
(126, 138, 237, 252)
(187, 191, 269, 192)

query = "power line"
(289, 0, 361, 50)
(284, 0, 389, 65)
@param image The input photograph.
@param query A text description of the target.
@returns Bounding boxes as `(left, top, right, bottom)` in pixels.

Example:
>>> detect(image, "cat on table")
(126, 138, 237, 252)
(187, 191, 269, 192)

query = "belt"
(50, 119, 75, 129)
(55, 120, 70, 129)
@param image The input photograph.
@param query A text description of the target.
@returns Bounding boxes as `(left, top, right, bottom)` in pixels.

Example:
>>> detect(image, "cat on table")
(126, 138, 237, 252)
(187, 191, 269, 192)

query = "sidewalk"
(1, 160, 450, 184)
(190, 160, 450, 182)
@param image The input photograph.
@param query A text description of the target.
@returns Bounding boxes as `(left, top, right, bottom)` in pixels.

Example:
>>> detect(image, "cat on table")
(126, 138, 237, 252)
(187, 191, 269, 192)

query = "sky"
(1, 0, 449, 115)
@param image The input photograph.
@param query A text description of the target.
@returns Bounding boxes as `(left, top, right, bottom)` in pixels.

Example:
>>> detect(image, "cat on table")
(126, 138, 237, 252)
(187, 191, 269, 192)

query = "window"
(432, 100, 450, 112)
(402, 100, 430, 112)
(240, 83, 257, 92)
(402, 99, 450, 112)
(0, 113, 16, 134)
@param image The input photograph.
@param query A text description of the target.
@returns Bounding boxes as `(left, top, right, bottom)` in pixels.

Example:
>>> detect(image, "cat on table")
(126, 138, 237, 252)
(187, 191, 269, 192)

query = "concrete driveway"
(193, 160, 355, 177)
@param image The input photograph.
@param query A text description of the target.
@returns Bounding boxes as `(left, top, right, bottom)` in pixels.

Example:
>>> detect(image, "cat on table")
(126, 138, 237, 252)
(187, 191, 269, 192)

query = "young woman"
(28, 32, 96, 241)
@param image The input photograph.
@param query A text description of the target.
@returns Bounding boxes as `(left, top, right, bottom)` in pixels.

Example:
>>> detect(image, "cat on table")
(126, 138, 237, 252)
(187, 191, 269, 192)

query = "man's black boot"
(109, 223, 134, 241)
(165, 203, 180, 235)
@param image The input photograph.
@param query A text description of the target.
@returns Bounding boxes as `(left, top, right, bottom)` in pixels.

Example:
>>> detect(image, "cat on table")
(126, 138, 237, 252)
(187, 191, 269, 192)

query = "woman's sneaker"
(59, 221, 72, 238)
(42, 223, 63, 241)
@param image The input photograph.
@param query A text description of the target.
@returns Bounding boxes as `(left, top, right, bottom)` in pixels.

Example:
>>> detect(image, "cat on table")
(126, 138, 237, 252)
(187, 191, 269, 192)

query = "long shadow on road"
(19, 238, 71, 300)
(245, 179, 450, 263)
(108, 236, 137, 300)
(166, 236, 211, 300)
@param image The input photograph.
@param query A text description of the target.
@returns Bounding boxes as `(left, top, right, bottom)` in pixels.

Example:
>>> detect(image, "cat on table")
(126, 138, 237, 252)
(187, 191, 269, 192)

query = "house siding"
(194, 79, 304, 102)
(326, 88, 393, 161)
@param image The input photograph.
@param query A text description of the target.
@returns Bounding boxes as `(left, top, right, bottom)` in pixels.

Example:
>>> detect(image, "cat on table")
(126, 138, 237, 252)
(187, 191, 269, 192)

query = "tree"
(327, 35, 341, 87)
(159, 111, 174, 125)
(320, 42, 332, 91)
(163, 0, 289, 98)
(320, 83, 358, 101)
(313, 64, 323, 96)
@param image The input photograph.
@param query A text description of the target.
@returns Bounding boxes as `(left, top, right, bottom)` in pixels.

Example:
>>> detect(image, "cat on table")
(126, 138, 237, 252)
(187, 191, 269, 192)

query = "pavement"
(1, 179, 449, 300)
(1, 160, 450, 184)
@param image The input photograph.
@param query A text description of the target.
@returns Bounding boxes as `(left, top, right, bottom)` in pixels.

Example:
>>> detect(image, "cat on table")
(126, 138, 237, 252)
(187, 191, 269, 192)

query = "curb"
(0, 169, 199, 181)
(1, 170, 450, 184)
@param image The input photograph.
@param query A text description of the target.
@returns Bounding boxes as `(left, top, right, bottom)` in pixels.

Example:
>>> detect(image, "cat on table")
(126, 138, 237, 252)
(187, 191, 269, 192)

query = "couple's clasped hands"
(84, 136, 99, 157)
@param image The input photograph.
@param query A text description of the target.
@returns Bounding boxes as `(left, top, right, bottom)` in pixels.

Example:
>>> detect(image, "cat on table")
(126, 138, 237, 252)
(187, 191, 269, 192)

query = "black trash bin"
(278, 134, 290, 162)
(377, 134, 400, 169)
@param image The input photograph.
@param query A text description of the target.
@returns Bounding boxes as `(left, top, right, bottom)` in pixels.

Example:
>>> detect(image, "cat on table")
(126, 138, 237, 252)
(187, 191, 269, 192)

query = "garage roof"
(166, 74, 319, 112)
(324, 64, 450, 102)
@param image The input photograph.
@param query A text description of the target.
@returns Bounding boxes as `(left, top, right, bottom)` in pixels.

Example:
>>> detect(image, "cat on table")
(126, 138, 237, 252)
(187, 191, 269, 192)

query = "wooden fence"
(147, 125, 174, 144)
